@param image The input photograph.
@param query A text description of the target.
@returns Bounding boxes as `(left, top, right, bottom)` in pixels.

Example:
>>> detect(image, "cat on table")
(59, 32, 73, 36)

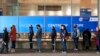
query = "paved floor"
(0, 52, 100, 56)
(0, 49, 100, 56)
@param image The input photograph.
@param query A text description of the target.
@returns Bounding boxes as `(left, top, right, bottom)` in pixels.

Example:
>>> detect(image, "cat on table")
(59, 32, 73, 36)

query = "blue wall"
(0, 16, 98, 33)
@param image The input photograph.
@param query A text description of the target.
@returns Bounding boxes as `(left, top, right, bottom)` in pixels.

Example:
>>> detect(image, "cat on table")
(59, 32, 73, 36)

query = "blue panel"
(19, 16, 44, 33)
(72, 16, 98, 32)
(0, 16, 98, 33)
(45, 16, 71, 32)
(0, 16, 18, 33)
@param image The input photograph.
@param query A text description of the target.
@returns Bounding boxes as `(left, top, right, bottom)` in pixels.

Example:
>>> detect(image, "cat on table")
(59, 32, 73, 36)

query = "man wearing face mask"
(0, 27, 9, 53)
(36, 24, 42, 52)
(72, 24, 80, 51)
(50, 26, 57, 52)
(60, 25, 68, 53)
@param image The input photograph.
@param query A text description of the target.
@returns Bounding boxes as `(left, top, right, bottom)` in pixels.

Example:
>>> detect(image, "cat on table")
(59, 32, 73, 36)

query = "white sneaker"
(11, 49, 15, 53)
(62, 51, 66, 54)
(74, 49, 78, 51)
(39, 50, 41, 53)
(96, 51, 99, 54)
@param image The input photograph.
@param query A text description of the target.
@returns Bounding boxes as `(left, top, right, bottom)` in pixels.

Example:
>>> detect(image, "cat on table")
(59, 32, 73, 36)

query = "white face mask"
(61, 26, 64, 30)
(96, 27, 98, 31)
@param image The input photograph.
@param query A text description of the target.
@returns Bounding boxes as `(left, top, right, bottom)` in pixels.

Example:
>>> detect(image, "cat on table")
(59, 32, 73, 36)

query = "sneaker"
(96, 51, 99, 54)
(39, 50, 41, 53)
(74, 48, 78, 51)
(52, 50, 56, 53)
(11, 49, 15, 53)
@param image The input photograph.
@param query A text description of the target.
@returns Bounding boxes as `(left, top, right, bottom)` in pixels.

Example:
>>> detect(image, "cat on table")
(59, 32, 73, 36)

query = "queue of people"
(0, 24, 100, 54)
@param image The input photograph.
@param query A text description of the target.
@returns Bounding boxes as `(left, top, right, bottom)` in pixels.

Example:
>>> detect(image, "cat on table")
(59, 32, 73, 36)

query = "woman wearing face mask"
(36, 24, 42, 52)
(60, 25, 68, 53)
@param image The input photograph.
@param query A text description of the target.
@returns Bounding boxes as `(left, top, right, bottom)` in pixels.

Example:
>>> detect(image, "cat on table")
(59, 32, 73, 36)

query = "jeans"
(37, 38, 41, 50)
(73, 38, 79, 49)
(61, 38, 67, 52)
(11, 41, 16, 49)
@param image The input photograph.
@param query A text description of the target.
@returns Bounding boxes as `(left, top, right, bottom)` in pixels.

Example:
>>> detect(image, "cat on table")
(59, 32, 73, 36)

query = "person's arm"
(77, 29, 80, 37)
(36, 29, 40, 38)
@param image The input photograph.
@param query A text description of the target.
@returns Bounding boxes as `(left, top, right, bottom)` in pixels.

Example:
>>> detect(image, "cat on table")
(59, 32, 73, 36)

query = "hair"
(61, 25, 67, 31)
(29, 25, 33, 28)
(52, 26, 55, 30)
(37, 24, 40, 27)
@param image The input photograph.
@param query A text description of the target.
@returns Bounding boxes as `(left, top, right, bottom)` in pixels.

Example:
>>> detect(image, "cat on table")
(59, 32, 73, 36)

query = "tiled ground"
(0, 49, 100, 56)
(0, 53, 100, 56)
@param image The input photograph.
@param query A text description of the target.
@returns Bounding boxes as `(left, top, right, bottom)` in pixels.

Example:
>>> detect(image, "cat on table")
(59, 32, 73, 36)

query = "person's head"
(73, 24, 77, 29)
(61, 25, 66, 30)
(29, 25, 33, 28)
(36, 24, 41, 29)
(52, 26, 55, 30)
(12, 25, 15, 28)
(4, 27, 7, 31)
(10, 27, 12, 30)
(61, 25, 64, 30)
(98, 29, 100, 32)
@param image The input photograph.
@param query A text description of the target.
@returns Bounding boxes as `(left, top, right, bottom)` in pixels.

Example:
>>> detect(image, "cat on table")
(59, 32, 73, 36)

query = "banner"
(0, 16, 98, 33)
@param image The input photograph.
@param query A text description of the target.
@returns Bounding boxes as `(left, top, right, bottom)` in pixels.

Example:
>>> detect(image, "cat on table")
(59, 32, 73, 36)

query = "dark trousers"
(29, 38, 33, 49)
(51, 38, 56, 50)
(11, 41, 16, 49)
(98, 39, 100, 51)
(0, 42, 8, 53)
(61, 39, 67, 52)
(73, 38, 79, 49)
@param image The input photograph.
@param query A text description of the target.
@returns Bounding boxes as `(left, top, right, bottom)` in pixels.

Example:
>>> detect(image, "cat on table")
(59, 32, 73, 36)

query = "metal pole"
(71, 0, 72, 38)
(44, 0, 46, 39)
(98, 0, 100, 28)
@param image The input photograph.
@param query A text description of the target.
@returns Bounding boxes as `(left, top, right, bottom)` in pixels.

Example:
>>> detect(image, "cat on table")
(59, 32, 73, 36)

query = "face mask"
(61, 26, 64, 30)
(96, 27, 98, 31)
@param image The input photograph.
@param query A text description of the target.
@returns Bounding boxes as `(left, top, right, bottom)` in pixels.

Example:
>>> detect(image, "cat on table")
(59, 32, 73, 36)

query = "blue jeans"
(73, 38, 79, 49)
(61, 38, 67, 52)
(37, 38, 41, 50)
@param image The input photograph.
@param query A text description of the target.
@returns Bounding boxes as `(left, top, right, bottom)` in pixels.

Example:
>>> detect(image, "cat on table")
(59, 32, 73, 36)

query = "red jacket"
(10, 27, 16, 41)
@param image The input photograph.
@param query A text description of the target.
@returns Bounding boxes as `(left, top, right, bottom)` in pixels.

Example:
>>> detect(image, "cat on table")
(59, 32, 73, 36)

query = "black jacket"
(51, 29, 57, 39)
(3, 30, 9, 43)
(29, 27, 34, 38)
(60, 29, 68, 40)
(82, 29, 91, 46)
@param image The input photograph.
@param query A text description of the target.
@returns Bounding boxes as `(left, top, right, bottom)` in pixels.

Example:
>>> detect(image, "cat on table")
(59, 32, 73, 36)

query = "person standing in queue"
(95, 28, 100, 53)
(36, 24, 42, 52)
(82, 28, 91, 50)
(51, 26, 57, 52)
(60, 25, 68, 53)
(0, 27, 9, 53)
(29, 25, 34, 49)
(10, 25, 16, 52)
(72, 25, 80, 51)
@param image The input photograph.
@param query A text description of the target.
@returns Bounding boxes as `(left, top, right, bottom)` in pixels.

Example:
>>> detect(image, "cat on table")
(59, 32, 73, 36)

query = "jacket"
(36, 28, 42, 38)
(3, 29, 9, 42)
(10, 27, 16, 41)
